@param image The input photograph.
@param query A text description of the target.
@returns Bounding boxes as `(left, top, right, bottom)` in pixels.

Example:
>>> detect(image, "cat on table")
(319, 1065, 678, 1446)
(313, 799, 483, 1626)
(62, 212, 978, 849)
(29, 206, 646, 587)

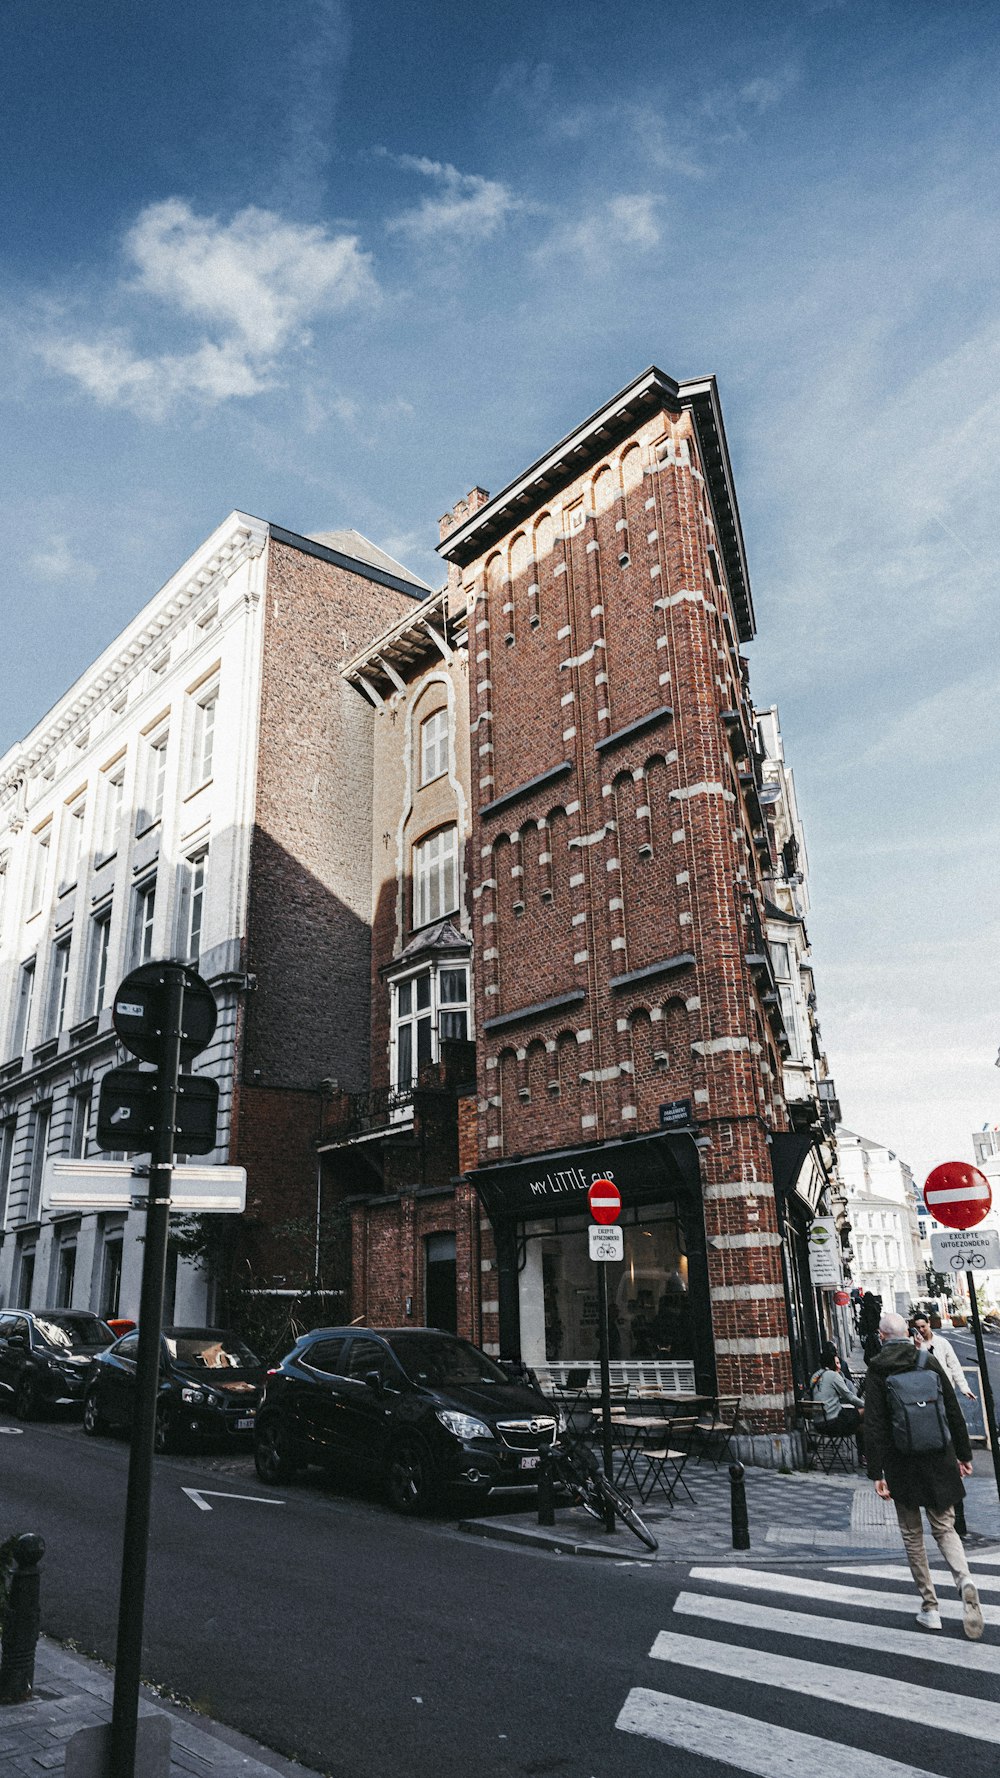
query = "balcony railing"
(326, 1086, 414, 1142)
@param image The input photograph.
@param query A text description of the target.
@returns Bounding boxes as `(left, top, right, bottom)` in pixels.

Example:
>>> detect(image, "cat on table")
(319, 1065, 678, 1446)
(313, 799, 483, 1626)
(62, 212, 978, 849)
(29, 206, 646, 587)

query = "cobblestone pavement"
(0, 1638, 327, 1778)
(461, 1449, 1000, 1564)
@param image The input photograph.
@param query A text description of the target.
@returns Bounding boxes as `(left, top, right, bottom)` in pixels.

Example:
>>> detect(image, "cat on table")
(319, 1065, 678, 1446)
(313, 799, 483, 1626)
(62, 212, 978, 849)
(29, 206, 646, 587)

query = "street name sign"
(923, 1162, 992, 1230)
(588, 1225, 624, 1262)
(587, 1178, 621, 1224)
(44, 1159, 246, 1214)
(931, 1227, 1000, 1273)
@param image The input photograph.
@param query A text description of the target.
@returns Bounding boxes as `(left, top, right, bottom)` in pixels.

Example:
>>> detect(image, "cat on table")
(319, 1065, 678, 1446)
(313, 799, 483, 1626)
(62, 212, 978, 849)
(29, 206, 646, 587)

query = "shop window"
(391, 964, 469, 1090)
(413, 826, 458, 928)
(520, 1204, 691, 1368)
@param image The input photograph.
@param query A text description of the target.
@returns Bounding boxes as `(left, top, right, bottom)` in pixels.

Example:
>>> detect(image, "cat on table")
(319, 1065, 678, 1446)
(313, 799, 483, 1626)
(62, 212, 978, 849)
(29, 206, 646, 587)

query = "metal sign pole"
(596, 1264, 615, 1532)
(965, 1272, 1000, 1511)
(108, 965, 185, 1778)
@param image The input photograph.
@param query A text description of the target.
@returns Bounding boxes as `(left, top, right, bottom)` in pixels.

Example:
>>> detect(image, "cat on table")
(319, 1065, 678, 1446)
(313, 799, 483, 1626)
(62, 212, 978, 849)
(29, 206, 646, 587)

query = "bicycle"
(542, 1428, 658, 1553)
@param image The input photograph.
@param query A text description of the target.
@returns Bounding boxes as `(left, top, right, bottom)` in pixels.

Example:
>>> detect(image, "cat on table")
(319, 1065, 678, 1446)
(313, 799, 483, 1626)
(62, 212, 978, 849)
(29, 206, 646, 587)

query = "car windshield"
(34, 1315, 114, 1353)
(163, 1332, 261, 1370)
(387, 1333, 510, 1389)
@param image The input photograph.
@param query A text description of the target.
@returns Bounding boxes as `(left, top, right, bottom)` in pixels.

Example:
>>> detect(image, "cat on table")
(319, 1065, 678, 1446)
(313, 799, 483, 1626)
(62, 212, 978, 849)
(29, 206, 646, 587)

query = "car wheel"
(254, 1416, 297, 1485)
(386, 1437, 436, 1514)
(14, 1377, 36, 1421)
(153, 1403, 174, 1455)
(82, 1388, 107, 1436)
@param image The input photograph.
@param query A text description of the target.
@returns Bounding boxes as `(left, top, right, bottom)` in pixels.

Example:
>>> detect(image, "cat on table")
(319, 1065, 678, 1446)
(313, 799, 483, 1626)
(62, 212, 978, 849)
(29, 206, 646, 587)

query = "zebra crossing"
(616, 1548, 1000, 1776)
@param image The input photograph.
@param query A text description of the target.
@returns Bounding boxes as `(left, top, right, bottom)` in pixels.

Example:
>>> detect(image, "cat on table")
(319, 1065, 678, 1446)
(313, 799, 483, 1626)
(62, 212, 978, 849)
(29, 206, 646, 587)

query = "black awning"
(771, 1130, 826, 1211)
(464, 1129, 701, 1223)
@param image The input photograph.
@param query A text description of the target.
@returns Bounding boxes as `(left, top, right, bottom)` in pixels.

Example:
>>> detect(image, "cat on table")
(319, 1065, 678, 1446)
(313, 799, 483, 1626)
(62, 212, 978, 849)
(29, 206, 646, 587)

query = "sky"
(1, 0, 998, 1187)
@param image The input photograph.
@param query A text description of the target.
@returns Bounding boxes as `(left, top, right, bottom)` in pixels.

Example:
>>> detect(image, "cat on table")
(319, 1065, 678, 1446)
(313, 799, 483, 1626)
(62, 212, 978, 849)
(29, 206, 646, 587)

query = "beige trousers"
(894, 1502, 970, 1608)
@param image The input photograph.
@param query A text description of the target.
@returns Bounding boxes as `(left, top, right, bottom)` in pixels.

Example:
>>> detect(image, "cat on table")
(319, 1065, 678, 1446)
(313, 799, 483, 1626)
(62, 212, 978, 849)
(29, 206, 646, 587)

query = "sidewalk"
(0, 1637, 326, 1778)
(460, 1450, 1000, 1565)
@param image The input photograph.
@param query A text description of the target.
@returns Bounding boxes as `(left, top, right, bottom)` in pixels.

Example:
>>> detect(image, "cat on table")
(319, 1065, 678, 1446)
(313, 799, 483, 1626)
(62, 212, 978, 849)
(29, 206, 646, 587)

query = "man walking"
(909, 1312, 975, 1400)
(865, 1311, 983, 1637)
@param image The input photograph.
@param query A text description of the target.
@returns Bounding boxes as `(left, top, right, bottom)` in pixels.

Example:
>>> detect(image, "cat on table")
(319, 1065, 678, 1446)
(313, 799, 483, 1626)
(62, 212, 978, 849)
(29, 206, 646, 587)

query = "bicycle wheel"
(593, 1472, 659, 1553)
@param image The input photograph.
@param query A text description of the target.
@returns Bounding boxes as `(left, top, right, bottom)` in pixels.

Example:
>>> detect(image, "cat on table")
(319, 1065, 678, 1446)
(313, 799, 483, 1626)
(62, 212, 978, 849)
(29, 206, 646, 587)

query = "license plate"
(236, 1417, 255, 1431)
(519, 1454, 540, 1471)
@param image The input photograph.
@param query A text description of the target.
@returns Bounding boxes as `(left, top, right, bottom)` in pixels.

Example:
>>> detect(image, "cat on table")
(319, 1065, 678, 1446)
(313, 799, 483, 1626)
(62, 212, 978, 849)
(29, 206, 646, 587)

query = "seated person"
(810, 1342, 865, 1461)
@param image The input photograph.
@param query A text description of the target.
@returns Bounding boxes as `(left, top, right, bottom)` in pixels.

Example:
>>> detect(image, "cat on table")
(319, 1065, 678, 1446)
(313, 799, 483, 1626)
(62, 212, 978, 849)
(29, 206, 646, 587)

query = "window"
(137, 731, 168, 833)
(99, 767, 125, 860)
(345, 1337, 395, 1384)
(11, 958, 35, 1057)
(87, 909, 113, 1016)
(303, 1337, 347, 1376)
(413, 826, 458, 928)
(58, 797, 86, 891)
(100, 1233, 124, 1319)
(0, 1120, 15, 1228)
(769, 941, 791, 979)
(28, 828, 51, 914)
(69, 1086, 92, 1159)
(47, 937, 72, 1037)
(16, 1249, 35, 1309)
(420, 708, 449, 785)
(129, 879, 156, 969)
(55, 1237, 76, 1308)
(177, 849, 208, 964)
(25, 1103, 51, 1222)
(190, 688, 217, 788)
(392, 964, 469, 1089)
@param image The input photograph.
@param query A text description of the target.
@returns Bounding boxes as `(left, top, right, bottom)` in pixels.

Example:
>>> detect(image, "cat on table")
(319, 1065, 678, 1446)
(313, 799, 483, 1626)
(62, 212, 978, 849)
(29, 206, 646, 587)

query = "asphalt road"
(2, 1413, 998, 1778)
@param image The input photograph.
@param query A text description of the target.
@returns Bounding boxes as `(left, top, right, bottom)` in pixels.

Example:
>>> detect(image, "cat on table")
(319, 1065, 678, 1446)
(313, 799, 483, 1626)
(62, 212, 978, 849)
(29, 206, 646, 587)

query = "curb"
(457, 1516, 922, 1567)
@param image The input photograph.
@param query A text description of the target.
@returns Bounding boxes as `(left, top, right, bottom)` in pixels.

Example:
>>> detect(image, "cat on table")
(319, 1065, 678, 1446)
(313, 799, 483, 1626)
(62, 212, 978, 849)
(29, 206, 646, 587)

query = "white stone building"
(837, 1127, 924, 1315)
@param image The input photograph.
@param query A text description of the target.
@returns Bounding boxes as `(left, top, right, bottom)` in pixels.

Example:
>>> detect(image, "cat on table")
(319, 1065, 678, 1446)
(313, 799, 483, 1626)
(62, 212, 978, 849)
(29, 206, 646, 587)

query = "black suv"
(83, 1325, 264, 1452)
(254, 1326, 556, 1512)
(0, 1310, 115, 1418)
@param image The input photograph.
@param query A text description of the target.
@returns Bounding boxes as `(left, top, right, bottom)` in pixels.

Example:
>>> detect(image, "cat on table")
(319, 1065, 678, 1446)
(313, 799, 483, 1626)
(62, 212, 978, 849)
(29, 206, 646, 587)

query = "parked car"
(0, 1309, 116, 1419)
(254, 1325, 557, 1512)
(83, 1325, 264, 1452)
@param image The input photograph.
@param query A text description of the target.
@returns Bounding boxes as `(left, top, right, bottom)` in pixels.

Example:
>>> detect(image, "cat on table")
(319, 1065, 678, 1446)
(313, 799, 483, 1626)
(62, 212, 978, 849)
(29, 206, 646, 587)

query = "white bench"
(531, 1359, 697, 1395)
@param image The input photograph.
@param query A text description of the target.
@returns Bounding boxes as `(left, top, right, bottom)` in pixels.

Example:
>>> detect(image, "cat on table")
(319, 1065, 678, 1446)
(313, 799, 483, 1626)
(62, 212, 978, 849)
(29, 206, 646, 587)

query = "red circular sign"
(588, 1178, 621, 1225)
(923, 1162, 992, 1231)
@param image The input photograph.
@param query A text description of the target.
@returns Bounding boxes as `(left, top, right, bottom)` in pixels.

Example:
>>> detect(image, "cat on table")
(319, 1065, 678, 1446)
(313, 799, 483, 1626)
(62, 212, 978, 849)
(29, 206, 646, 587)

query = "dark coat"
(864, 1338, 972, 1511)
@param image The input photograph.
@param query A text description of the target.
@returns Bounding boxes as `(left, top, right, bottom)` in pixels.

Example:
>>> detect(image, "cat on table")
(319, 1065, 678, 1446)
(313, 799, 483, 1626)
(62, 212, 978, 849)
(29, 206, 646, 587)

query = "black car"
(0, 1309, 116, 1419)
(83, 1325, 264, 1452)
(254, 1326, 557, 1512)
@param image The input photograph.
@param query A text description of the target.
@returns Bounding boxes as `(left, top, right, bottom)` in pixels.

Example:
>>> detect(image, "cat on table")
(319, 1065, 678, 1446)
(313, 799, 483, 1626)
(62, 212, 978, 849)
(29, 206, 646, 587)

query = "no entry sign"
(588, 1178, 621, 1225)
(923, 1162, 992, 1231)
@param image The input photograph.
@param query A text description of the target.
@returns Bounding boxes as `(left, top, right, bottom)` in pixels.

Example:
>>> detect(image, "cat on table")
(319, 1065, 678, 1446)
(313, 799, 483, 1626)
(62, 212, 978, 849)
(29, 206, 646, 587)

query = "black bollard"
(729, 1462, 750, 1550)
(538, 1453, 556, 1527)
(0, 1533, 45, 1705)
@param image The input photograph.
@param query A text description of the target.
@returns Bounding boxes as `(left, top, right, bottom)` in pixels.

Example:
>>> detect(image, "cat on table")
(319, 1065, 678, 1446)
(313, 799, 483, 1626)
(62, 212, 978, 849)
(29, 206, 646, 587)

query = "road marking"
(831, 1562, 1000, 1592)
(0, 1427, 25, 1435)
(181, 1487, 285, 1513)
(617, 1689, 952, 1777)
(648, 1629, 1000, 1742)
(688, 1565, 1000, 1624)
(672, 1590, 1000, 1674)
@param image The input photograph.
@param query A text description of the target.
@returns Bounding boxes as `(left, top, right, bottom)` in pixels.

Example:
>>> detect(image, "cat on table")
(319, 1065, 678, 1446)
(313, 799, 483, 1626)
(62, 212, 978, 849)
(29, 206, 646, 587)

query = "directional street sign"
(931, 1227, 1000, 1273)
(923, 1162, 992, 1231)
(588, 1225, 624, 1263)
(45, 1160, 246, 1214)
(587, 1178, 621, 1225)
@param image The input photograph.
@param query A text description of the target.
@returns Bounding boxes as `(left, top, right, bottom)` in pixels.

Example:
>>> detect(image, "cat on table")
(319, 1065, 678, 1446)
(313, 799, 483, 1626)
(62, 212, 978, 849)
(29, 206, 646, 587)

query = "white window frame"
(413, 826, 459, 929)
(11, 958, 35, 1057)
(189, 686, 218, 790)
(178, 847, 209, 964)
(390, 961, 470, 1091)
(28, 828, 51, 915)
(88, 908, 113, 1016)
(26, 1102, 51, 1223)
(0, 1119, 16, 1229)
(130, 878, 157, 970)
(99, 766, 125, 862)
(137, 729, 169, 834)
(58, 795, 86, 893)
(48, 936, 72, 1037)
(420, 708, 450, 786)
(69, 1085, 92, 1160)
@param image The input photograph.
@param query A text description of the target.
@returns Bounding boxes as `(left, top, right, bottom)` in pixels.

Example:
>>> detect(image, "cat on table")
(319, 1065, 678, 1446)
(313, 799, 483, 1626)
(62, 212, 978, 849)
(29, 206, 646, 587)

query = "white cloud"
(535, 192, 664, 268)
(35, 200, 376, 419)
(27, 535, 97, 583)
(386, 156, 519, 241)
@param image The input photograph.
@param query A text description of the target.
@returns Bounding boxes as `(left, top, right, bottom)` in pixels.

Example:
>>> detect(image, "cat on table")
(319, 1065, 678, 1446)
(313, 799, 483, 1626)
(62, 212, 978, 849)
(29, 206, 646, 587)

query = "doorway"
(424, 1232, 457, 1333)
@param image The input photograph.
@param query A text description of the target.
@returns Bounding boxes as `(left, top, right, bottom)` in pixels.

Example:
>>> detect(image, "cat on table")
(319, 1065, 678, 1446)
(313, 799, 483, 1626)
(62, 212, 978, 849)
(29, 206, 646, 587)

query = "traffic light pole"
(108, 965, 185, 1778)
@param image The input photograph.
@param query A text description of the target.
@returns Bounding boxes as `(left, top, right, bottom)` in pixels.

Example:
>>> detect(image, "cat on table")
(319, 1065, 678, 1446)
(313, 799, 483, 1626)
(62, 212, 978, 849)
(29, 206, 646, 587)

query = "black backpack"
(885, 1349, 949, 1456)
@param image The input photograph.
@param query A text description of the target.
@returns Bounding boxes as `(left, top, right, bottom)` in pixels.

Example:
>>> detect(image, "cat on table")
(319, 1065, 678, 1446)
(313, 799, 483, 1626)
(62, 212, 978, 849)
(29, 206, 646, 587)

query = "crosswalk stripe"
(688, 1565, 1000, 1624)
(648, 1629, 1000, 1742)
(617, 1688, 954, 1777)
(672, 1590, 1000, 1674)
(831, 1562, 1000, 1591)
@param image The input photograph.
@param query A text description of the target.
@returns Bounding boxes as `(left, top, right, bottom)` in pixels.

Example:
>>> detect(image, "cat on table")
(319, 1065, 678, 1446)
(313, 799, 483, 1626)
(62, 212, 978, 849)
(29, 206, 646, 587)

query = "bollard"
(0, 1533, 45, 1705)
(729, 1462, 750, 1551)
(537, 1453, 555, 1527)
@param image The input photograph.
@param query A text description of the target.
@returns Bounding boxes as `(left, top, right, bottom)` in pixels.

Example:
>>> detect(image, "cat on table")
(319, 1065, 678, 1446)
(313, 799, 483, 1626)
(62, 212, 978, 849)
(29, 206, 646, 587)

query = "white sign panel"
(931, 1227, 1000, 1273)
(588, 1224, 623, 1263)
(45, 1160, 247, 1214)
(808, 1217, 841, 1287)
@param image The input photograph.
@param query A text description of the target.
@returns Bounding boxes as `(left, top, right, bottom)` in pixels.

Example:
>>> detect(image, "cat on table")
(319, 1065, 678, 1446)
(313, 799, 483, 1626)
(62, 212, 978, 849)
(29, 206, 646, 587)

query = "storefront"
(771, 1131, 828, 1389)
(466, 1130, 716, 1394)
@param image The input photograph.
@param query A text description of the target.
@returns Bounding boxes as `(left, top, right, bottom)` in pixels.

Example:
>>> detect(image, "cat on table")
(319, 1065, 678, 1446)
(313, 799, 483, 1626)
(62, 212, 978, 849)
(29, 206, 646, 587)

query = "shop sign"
(808, 1217, 841, 1287)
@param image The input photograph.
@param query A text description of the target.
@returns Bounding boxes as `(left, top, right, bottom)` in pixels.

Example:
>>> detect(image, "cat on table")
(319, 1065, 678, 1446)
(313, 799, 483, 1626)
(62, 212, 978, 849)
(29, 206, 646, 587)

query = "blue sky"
(2, 0, 998, 1183)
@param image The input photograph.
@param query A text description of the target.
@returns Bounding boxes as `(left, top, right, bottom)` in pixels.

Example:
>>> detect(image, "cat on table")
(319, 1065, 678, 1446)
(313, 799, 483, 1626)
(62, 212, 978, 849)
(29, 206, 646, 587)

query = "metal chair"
(692, 1394, 742, 1469)
(636, 1415, 698, 1507)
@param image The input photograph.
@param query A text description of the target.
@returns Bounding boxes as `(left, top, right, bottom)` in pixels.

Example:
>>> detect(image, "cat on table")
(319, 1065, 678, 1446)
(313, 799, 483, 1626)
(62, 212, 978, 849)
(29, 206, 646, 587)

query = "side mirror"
(364, 1369, 384, 1395)
(6, 1334, 27, 1350)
